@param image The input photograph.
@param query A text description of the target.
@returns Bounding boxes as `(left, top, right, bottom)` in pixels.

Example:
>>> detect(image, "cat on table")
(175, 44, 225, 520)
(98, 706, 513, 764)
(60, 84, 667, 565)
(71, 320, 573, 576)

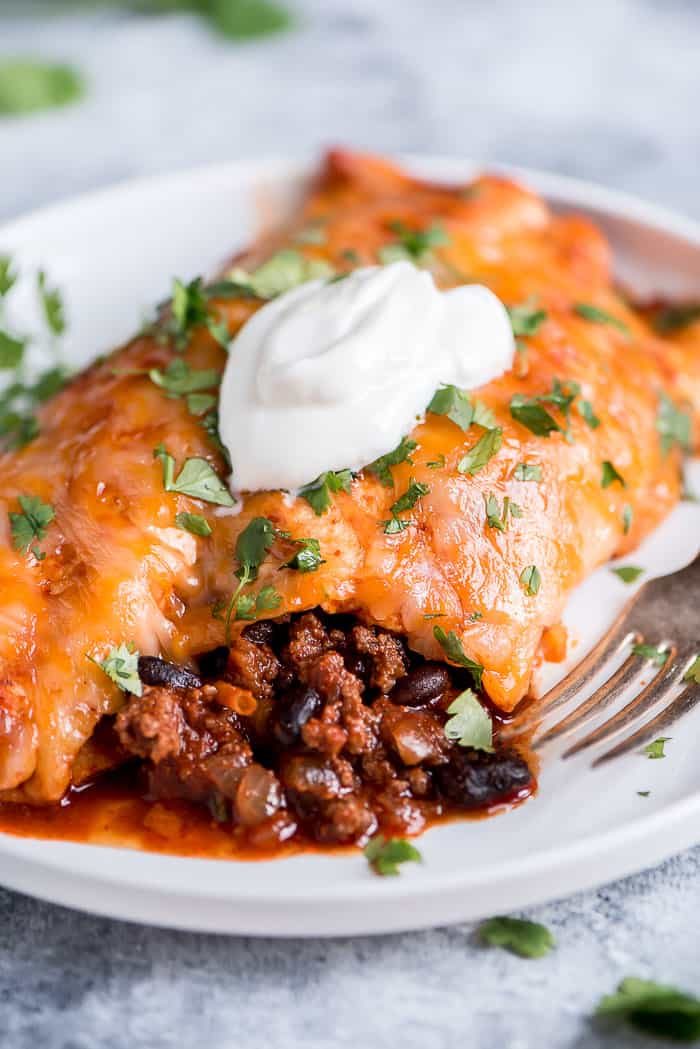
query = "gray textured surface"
(1, 2, 699, 1046)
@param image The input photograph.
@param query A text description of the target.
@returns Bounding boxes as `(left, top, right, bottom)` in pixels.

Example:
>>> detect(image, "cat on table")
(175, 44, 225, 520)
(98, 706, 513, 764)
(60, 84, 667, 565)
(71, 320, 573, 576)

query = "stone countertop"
(1, 2, 699, 1046)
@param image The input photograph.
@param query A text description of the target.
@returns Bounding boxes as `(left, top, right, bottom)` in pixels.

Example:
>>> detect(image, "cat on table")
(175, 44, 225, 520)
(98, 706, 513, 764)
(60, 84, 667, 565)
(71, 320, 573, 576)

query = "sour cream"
(219, 261, 515, 493)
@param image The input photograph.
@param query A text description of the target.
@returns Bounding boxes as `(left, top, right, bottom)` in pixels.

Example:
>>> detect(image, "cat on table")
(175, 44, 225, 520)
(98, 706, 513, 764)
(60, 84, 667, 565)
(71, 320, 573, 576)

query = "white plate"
(1, 155, 700, 937)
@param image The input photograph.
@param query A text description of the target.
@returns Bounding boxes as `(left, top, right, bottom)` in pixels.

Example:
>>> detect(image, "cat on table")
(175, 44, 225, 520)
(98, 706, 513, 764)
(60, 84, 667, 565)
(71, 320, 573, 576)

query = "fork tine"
(506, 618, 640, 738)
(562, 644, 698, 759)
(533, 646, 665, 748)
(593, 681, 700, 766)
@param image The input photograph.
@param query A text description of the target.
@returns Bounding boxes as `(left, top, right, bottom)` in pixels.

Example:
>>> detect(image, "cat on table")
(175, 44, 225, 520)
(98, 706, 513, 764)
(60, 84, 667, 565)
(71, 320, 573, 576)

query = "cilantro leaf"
(574, 302, 629, 334)
(514, 462, 542, 482)
(149, 359, 220, 398)
(506, 301, 547, 337)
(426, 454, 446, 470)
(433, 626, 484, 689)
(0, 255, 17, 298)
(229, 584, 282, 622)
(235, 516, 276, 582)
(0, 330, 26, 370)
(427, 385, 474, 432)
(644, 737, 671, 759)
(389, 479, 430, 515)
(473, 400, 497, 429)
(364, 834, 422, 877)
(611, 565, 644, 584)
(282, 536, 324, 573)
(632, 643, 668, 667)
(379, 221, 449, 265)
(601, 460, 626, 488)
(366, 437, 417, 487)
(458, 427, 503, 475)
(153, 445, 234, 506)
(186, 392, 217, 416)
(577, 398, 601, 429)
(298, 469, 352, 515)
(683, 654, 700, 684)
(90, 642, 142, 697)
(175, 512, 212, 537)
(479, 916, 555, 959)
(596, 977, 700, 1041)
(622, 504, 633, 535)
(9, 494, 55, 557)
(484, 493, 521, 532)
(210, 0, 292, 40)
(656, 392, 691, 456)
(654, 303, 700, 334)
(37, 269, 66, 337)
(228, 250, 334, 299)
(0, 60, 84, 116)
(519, 564, 541, 595)
(509, 393, 563, 437)
(444, 688, 493, 751)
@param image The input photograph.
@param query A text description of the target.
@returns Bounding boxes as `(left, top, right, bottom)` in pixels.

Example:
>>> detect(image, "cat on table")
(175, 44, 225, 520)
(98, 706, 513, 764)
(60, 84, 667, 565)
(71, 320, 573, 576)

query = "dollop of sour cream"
(219, 261, 515, 493)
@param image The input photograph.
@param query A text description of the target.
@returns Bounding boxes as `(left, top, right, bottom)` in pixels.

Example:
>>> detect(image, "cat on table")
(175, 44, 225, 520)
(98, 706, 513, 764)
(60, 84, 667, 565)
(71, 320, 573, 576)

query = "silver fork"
(504, 552, 700, 766)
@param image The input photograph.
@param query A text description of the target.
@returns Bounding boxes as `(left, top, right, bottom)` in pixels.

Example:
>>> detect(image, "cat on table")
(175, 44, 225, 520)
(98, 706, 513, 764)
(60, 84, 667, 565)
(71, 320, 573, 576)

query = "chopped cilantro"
(509, 393, 563, 438)
(0, 330, 26, 370)
(282, 536, 325, 573)
(473, 400, 497, 428)
(228, 250, 334, 299)
(364, 834, 423, 877)
(153, 445, 234, 506)
(578, 398, 601, 429)
(37, 270, 66, 337)
(366, 437, 417, 487)
(596, 977, 700, 1041)
(611, 565, 644, 584)
(643, 737, 671, 759)
(0, 255, 17, 298)
(444, 688, 493, 751)
(186, 392, 217, 416)
(211, 0, 294, 40)
(519, 565, 541, 595)
(379, 221, 449, 265)
(148, 359, 220, 399)
(479, 916, 555, 959)
(9, 494, 55, 559)
(683, 655, 700, 684)
(656, 392, 691, 456)
(427, 385, 474, 431)
(638, 791, 650, 798)
(426, 453, 446, 470)
(175, 512, 212, 537)
(225, 584, 282, 622)
(0, 59, 84, 116)
(632, 643, 668, 666)
(574, 302, 629, 334)
(622, 504, 633, 535)
(506, 301, 547, 337)
(383, 516, 411, 535)
(433, 626, 484, 689)
(484, 493, 521, 532)
(514, 462, 542, 482)
(89, 642, 142, 697)
(215, 517, 279, 642)
(457, 427, 503, 475)
(601, 460, 626, 488)
(383, 478, 429, 533)
(299, 469, 353, 515)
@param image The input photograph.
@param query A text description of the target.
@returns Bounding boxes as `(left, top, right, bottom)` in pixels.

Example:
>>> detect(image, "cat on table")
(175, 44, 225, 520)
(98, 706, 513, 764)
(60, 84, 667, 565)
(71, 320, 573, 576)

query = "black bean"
(137, 656, 202, 690)
(242, 620, 277, 646)
(435, 748, 532, 809)
(195, 646, 230, 680)
(388, 662, 451, 706)
(273, 684, 322, 746)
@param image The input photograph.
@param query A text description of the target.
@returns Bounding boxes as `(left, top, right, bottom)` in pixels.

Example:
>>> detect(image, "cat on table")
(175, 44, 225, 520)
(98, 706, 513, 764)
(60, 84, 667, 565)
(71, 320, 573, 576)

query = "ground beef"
(114, 610, 535, 849)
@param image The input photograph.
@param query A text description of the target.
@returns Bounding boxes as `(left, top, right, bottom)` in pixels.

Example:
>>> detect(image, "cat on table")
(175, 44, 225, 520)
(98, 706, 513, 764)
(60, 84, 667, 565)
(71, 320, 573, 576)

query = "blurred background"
(1, 0, 700, 223)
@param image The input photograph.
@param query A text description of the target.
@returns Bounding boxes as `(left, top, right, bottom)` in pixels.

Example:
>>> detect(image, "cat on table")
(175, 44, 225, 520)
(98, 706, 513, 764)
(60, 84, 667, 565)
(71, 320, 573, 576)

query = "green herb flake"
(656, 392, 691, 456)
(426, 454, 446, 470)
(37, 270, 66, 337)
(444, 688, 493, 751)
(0, 60, 84, 116)
(643, 737, 671, 760)
(683, 655, 700, 684)
(175, 512, 212, 537)
(282, 536, 325, 573)
(622, 504, 633, 535)
(427, 385, 475, 432)
(186, 392, 218, 416)
(433, 626, 484, 689)
(379, 221, 449, 266)
(638, 791, 650, 797)
(383, 516, 411, 535)
(458, 427, 503, 475)
(596, 977, 700, 1041)
(367, 437, 417, 487)
(520, 565, 541, 596)
(0, 329, 26, 370)
(514, 462, 542, 482)
(611, 565, 644, 584)
(479, 916, 555, 959)
(89, 642, 142, 698)
(228, 250, 334, 300)
(364, 834, 423, 877)
(506, 301, 547, 338)
(235, 516, 276, 582)
(574, 302, 629, 334)
(210, 0, 293, 40)
(148, 359, 221, 398)
(509, 393, 563, 438)
(153, 445, 234, 506)
(601, 460, 626, 489)
(298, 469, 353, 515)
(578, 398, 601, 429)
(389, 478, 430, 516)
(0, 255, 17, 298)
(632, 643, 668, 667)
(9, 494, 55, 557)
(484, 493, 521, 533)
